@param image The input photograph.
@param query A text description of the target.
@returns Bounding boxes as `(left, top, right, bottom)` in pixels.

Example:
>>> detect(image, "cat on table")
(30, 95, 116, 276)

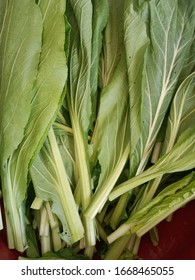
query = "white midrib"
(136, 39, 179, 175)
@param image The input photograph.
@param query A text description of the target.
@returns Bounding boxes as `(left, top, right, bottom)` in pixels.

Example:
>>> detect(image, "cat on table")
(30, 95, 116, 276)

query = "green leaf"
(1, 0, 67, 252)
(85, 56, 130, 219)
(0, 0, 42, 252)
(66, 0, 92, 133)
(131, 173, 195, 237)
(133, 71, 195, 211)
(58, 132, 76, 189)
(85, 1, 130, 220)
(161, 72, 195, 154)
(124, 1, 149, 177)
(0, 0, 6, 37)
(131, 0, 195, 175)
(107, 0, 149, 231)
(0, 0, 42, 163)
(109, 127, 195, 201)
(24, 247, 89, 260)
(53, 124, 76, 189)
(99, 0, 125, 88)
(25, 224, 40, 259)
(177, 0, 195, 79)
(108, 172, 195, 243)
(90, 0, 109, 122)
(31, 128, 84, 245)
(66, 0, 96, 245)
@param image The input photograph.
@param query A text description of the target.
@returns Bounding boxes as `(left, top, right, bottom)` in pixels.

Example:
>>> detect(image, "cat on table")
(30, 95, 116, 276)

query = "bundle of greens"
(0, 0, 195, 260)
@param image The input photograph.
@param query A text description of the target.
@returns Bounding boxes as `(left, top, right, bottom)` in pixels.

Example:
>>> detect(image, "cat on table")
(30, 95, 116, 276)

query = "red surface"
(0, 200, 22, 260)
(1, 199, 195, 260)
(138, 200, 195, 260)
(0, 226, 20, 260)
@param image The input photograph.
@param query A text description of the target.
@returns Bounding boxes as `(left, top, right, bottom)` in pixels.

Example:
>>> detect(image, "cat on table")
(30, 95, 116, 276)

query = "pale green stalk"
(39, 206, 48, 237)
(2, 159, 26, 251)
(66, 0, 96, 246)
(110, 193, 131, 230)
(104, 235, 131, 260)
(96, 220, 108, 244)
(40, 223, 51, 255)
(54, 123, 73, 134)
(47, 128, 84, 243)
(84, 246, 95, 260)
(69, 114, 96, 246)
(31, 197, 43, 210)
(85, 144, 130, 220)
(52, 226, 62, 252)
(97, 202, 110, 223)
(45, 202, 58, 229)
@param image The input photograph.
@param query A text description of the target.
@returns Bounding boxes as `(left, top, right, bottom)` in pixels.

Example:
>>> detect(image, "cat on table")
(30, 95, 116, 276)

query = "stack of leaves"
(0, 0, 195, 260)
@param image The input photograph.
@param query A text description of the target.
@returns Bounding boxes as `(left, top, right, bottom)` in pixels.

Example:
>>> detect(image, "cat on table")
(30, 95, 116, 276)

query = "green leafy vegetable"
(0, 0, 42, 162)
(132, 175, 195, 237)
(30, 127, 84, 245)
(84, 0, 130, 221)
(21, 247, 89, 260)
(109, 127, 195, 201)
(0, 0, 42, 252)
(161, 71, 195, 153)
(108, 172, 195, 243)
(65, 0, 95, 246)
(0, 0, 67, 252)
(85, 56, 130, 219)
(90, 0, 109, 122)
(108, 0, 149, 230)
(130, 0, 195, 176)
(0, 0, 195, 260)
(130, 71, 195, 213)
(124, 1, 149, 177)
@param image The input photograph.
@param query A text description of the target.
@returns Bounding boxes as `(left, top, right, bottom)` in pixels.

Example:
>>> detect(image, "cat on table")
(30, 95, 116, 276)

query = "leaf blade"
(0, 0, 42, 163)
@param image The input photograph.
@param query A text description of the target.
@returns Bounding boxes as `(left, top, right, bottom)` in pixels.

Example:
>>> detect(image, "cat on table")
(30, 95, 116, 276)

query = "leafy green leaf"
(177, 0, 195, 79)
(124, 1, 149, 177)
(0, 0, 42, 252)
(0, 0, 6, 38)
(131, 173, 195, 237)
(107, 0, 149, 230)
(108, 172, 195, 243)
(133, 71, 195, 211)
(85, 56, 130, 219)
(66, 0, 96, 245)
(131, 0, 195, 175)
(0, 0, 42, 163)
(25, 247, 89, 260)
(1, 0, 67, 252)
(31, 128, 84, 244)
(99, 0, 125, 88)
(161, 72, 195, 154)
(84, 1, 130, 220)
(109, 127, 195, 201)
(90, 0, 109, 122)
(66, 0, 92, 133)
(25, 223, 40, 259)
